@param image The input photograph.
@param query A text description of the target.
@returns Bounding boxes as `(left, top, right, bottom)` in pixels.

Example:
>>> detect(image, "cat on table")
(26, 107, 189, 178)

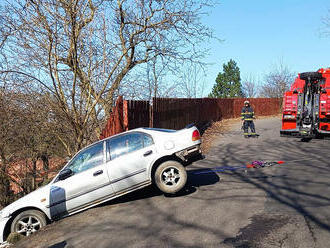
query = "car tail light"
(192, 130, 200, 141)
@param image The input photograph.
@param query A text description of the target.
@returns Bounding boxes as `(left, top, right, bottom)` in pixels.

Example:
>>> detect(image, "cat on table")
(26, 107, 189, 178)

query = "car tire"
(10, 210, 47, 237)
(154, 160, 187, 194)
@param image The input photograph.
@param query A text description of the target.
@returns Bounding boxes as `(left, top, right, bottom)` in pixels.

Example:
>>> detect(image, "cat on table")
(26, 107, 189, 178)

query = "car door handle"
(93, 170, 103, 176)
(143, 150, 153, 157)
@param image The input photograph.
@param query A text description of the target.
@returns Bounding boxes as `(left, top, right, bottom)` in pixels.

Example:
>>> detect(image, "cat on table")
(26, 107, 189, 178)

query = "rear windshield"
(143, 128, 176, 133)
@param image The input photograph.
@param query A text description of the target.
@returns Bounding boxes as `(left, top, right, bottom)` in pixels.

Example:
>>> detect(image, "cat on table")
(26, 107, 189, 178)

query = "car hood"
(0, 184, 51, 218)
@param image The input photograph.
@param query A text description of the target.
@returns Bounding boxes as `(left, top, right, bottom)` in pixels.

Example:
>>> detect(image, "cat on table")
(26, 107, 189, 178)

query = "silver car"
(0, 126, 202, 241)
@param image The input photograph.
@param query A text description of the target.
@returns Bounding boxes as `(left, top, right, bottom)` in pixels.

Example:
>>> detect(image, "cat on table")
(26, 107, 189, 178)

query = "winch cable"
(194, 165, 247, 174)
(276, 157, 324, 164)
(194, 157, 324, 175)
(194, 160, 287, 175)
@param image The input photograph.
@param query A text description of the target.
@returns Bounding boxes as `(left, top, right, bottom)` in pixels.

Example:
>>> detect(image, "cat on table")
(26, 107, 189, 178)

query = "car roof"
(81, 127, 176, 154)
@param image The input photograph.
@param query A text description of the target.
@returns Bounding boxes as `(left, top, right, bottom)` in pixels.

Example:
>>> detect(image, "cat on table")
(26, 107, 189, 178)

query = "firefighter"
(241, 100, 256, 138)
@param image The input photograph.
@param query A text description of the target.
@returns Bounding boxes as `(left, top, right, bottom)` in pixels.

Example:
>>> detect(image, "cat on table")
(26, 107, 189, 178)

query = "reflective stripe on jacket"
(241, 106, 254, 121)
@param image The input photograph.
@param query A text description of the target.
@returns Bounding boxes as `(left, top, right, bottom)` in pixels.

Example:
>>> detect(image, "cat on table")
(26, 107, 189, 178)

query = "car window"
(66, 142, 104, 174)
(108, 133, 150, 160)
(127, 133, 143, 152)
(143, 134, 154, 147)
(108, 135, 129, 160)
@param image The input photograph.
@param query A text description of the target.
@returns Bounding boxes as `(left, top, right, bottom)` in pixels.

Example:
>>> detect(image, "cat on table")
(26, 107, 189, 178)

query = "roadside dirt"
(201, 118, 241, 154)
(201, 114, 281, 154)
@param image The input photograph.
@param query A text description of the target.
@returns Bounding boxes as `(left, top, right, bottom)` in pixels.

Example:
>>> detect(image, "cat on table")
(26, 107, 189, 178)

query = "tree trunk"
(41, 154, 49, 184)
(0, 152, 12, 207)
(31, 159, 37, 191)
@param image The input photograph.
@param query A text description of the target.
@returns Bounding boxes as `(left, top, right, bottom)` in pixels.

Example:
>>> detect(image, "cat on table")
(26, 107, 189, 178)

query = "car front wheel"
(10, 210, 47, 237)
(154, 160, 187, 194)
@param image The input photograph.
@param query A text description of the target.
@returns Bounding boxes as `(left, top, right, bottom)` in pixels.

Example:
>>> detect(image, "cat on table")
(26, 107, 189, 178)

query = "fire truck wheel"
(300, 72, 323, 81)
(301, 137, 312, 142)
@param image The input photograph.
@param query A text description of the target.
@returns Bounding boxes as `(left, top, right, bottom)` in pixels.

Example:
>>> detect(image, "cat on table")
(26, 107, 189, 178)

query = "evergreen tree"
(209, 59, 244, 98)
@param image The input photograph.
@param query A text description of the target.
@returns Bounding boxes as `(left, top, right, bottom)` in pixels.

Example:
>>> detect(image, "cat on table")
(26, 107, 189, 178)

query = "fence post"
(123, 100, 129, 131)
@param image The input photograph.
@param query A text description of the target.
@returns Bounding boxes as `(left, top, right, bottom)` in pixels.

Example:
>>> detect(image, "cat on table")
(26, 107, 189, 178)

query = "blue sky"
(202, 0, 330, 94)
(1, 0, 328, 97)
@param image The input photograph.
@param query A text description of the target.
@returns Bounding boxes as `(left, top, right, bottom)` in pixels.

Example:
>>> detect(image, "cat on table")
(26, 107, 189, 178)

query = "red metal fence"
(100, 97, 282, 139)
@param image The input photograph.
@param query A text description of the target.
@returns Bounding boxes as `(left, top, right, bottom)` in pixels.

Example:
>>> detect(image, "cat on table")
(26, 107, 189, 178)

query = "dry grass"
(200, 114, 281, 154)
(200, 118, 241, 154)
(255, 113, 282, 119)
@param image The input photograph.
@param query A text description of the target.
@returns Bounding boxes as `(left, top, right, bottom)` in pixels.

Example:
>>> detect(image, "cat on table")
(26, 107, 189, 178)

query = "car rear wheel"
(154, 161, 187, 194)
(10, 210, 47, 237)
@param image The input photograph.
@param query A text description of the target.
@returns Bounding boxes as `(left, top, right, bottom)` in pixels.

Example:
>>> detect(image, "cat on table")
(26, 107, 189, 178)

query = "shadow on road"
(215, 137, 330, 233)
(47, 241, 67, 248)
(99, 168, 220, 207)
(16, 168, 224, 248)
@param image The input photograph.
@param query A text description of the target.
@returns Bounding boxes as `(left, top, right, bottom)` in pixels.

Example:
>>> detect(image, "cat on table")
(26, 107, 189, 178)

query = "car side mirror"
(293, 89, 298, 94)
(58, 169, 73, 181)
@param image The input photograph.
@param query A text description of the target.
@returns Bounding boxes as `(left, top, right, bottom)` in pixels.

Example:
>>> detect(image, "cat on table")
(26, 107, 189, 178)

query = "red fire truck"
(280, 68, 330, 140)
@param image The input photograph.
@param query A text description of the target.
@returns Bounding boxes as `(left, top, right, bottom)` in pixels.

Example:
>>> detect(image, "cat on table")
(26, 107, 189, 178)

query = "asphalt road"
(16, 117, 330, 248)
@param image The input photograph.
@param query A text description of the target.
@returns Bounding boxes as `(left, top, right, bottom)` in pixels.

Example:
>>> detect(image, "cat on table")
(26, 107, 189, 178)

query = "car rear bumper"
(175, 144, 202, 163)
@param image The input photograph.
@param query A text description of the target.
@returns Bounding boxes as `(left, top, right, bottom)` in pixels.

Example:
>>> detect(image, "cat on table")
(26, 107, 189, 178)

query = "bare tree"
(0, 84, 67, 201)
(120, 58, 208, 100)
(119, 58, 180, 101)
(0, 0, 215, 154)
(0, 87, 18, 206)
(178, 62, 206, 98)
(242, 74, 259, 98)
(145, 59, 171, 101)
(259, 62, 295, 98)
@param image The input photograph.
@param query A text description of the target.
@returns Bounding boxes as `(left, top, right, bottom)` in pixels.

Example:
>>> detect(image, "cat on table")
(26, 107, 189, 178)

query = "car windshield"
(66, 142, 104, 174)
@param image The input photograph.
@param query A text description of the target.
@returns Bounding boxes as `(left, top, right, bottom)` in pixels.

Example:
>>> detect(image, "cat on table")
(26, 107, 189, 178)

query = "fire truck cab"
(280, 68, 330, 139)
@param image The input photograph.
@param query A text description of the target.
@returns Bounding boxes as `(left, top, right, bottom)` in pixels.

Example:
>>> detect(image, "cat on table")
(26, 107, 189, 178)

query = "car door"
(49, 141, 114, 218)
(105, 132, 157, 194)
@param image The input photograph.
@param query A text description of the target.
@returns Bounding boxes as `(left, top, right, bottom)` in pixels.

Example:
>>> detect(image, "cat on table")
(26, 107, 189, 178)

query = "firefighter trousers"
(243, 121, 256, 136)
